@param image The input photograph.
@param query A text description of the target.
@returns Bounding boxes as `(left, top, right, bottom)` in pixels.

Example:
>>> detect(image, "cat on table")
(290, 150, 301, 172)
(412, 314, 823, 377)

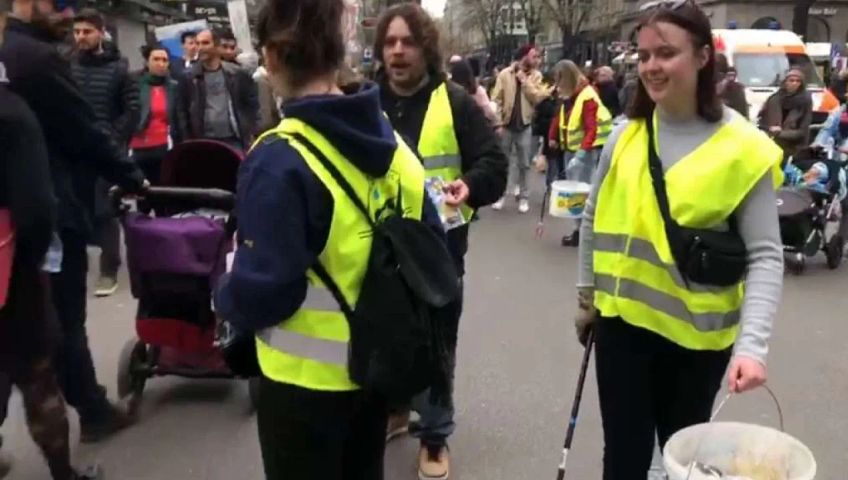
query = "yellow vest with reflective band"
(418, 83, 474, 221)
(252, 118, 425, 391)
(592, 115, 783, 351)
(561, 86, 613, 151)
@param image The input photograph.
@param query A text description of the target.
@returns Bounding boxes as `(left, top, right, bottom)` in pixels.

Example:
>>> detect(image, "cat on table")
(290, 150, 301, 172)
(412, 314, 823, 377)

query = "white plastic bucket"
(549, 180, 591, 219)
(663, 421, 816, 480)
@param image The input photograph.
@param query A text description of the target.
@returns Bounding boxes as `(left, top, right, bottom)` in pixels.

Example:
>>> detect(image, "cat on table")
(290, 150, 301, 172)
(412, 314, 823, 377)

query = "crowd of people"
(0, 0, 829, 477)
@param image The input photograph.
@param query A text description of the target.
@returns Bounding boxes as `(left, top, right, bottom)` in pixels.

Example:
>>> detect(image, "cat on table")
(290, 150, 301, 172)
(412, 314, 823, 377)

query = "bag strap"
(288, 132, 376, 229)
(645, 114, 739, 234)
(311, 260, 355, 317)
(644, 113, 679, 231)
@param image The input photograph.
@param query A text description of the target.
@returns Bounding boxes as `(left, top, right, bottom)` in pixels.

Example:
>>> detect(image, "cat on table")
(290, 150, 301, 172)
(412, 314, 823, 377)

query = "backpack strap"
(288, 132, 375, 229)
(286, 132, 367, 316)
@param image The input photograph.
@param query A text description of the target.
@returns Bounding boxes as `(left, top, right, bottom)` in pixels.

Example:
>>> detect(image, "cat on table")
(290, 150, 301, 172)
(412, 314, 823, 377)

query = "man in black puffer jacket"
(70, 8, 139, 297)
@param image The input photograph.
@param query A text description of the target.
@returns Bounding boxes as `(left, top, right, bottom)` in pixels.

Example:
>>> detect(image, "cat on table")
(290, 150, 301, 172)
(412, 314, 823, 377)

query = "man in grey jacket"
(180, 28, 258, 151)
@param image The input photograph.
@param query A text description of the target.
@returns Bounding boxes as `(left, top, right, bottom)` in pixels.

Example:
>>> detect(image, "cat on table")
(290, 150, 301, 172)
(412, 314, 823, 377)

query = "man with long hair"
(374, 3, 507, 479)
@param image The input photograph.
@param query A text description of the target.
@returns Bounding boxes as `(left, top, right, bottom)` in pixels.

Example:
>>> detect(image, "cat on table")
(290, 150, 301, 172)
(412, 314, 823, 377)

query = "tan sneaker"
(385, 410, 410, 442)
(418, 443, 449, 480)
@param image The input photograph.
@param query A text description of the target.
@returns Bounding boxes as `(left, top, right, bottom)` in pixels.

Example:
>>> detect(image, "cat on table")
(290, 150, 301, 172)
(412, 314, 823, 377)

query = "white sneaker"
(518, 199, 530, 214)
(492, 197, 505, 211)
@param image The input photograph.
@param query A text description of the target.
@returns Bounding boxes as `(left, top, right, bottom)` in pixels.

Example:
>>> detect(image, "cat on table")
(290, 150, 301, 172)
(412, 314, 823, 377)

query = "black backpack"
(290, 133, 460, 401)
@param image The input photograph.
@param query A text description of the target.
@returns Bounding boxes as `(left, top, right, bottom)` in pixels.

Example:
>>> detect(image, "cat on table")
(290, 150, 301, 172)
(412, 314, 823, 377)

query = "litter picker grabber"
(555, 327, 595, 480)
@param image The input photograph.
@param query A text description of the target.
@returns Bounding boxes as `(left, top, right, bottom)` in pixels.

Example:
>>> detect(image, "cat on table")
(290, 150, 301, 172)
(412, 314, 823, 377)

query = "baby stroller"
(778, 147, 846, 274)
(113, 140, 259, 413)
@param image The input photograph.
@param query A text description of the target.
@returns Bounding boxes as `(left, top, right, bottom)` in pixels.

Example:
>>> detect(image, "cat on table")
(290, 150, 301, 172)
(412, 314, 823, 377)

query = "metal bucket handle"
(684, 384, 785, 479)
(710, 384, 785, 432)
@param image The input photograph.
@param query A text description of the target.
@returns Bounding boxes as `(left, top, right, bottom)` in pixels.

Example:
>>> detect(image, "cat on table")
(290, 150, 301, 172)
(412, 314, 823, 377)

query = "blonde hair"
(554, 60, 585, 97)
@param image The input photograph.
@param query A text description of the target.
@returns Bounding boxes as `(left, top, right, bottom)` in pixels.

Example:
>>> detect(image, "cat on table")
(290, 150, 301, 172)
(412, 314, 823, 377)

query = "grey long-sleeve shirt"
(577, 107, 783, 364)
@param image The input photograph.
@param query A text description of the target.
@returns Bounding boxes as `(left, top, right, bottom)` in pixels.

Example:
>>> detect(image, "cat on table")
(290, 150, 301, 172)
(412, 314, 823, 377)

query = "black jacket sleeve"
(30, 50, 144, 191)
(114, 58, 140, 144)
(447, 84, 508, 208)
(1, 93, 55, 267)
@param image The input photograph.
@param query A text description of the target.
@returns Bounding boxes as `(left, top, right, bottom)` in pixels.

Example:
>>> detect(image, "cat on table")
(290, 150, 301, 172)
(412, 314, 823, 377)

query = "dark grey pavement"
(3, 181, 846, 479)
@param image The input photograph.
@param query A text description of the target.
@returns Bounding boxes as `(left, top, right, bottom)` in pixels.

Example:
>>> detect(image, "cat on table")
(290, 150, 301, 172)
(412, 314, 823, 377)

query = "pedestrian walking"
(575, 2, 784, 478)
(715, 53, 748, 118)
(213, 0, 453, 478)
(70, 8, 140, 297)
(551, 60, 612, 247)
(0, 73, 103, 480)
(170, 30, 198, 79)
(0, 0, 145, 445)
(180, 28, 259, 151)
(449, 58, 498, 127)
(130, 43, 187, 185)
(758, 68, 813, 161)
(219, 29, 239, 65)
(491, 44, 549, 213)
(374, 4, 507, 478)
(594, 66, 622, 118)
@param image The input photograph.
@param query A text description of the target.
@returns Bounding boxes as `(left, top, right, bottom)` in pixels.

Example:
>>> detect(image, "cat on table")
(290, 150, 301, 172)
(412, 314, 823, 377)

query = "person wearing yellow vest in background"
(374, 4, 508, 479)
(550, 59, 612, 247)
(574, 2, 784, 478)
(213, 0, 448, 478)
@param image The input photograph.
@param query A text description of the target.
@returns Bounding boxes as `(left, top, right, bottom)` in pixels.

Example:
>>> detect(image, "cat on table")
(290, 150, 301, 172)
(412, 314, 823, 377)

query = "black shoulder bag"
(644, 115, 748, 287)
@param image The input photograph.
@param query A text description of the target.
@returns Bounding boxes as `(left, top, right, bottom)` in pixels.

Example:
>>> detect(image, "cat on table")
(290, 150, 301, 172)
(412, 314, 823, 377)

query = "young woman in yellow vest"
(213, 0, 446, 478)
(552, 59, 613, 247)
(574, 1, 784, 478)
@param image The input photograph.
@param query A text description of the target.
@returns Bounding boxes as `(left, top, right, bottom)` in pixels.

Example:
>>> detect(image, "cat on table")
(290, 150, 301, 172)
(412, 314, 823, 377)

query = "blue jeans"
(409, 280, 464, 446)
(500, 127, 533, 200)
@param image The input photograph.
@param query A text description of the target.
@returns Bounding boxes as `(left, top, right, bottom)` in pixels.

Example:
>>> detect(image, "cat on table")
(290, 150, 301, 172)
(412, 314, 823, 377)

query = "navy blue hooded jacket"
(214, 85, 444, 331)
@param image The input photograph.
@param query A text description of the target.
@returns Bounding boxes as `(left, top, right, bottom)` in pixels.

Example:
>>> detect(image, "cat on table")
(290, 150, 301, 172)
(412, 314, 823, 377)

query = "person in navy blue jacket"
(213, 2, 444, 476)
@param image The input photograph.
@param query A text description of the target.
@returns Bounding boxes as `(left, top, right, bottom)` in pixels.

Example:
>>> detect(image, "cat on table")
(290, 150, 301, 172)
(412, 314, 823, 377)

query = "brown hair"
(256, 0, 345, 89)
(626, 1, 723, 122)
(73, 8, 105, 30)
(374, 2, 443, 76)
(554, 60, 586, 97)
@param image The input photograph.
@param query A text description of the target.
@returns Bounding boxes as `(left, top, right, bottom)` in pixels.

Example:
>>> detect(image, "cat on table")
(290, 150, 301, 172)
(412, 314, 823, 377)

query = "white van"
(713, 29, 839, 127)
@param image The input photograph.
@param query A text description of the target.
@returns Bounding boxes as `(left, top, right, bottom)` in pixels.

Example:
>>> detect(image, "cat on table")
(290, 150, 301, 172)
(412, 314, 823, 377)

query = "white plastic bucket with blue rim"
(549, 180, 591, 219)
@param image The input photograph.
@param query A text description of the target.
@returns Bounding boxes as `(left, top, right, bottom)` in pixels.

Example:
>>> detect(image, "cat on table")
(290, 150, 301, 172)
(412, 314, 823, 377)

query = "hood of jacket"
(282, 83, 398, 178)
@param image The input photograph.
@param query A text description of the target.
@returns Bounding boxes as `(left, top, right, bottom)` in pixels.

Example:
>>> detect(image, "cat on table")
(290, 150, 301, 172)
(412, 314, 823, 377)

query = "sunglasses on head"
(639, 0, 692, 12)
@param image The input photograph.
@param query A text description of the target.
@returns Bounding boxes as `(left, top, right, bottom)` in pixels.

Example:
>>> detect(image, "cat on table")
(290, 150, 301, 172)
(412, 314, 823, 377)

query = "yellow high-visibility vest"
(418, 83, 474, 221)
(561, 86, 613, 151)
(592, 114, 783, 350)
(252, 118, 425, 391)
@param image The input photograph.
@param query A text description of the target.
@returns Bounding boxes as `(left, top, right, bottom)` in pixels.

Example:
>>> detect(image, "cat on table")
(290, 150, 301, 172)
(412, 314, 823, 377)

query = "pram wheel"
(117, 339, 149, 414)
(826, 235, 845, 269)
(247, 377, 260, 412)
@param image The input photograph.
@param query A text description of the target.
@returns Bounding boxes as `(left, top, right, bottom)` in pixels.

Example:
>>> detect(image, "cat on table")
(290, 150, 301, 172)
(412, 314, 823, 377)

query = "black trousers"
(594, 316, 731, 480)
(131, 145, 168, 186)
(257, 377, 388, 480)
(52, 231, 109, 422)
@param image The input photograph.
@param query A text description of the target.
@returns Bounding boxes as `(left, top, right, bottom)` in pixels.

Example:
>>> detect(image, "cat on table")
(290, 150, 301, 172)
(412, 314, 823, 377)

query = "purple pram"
(115, 140, 253, 412)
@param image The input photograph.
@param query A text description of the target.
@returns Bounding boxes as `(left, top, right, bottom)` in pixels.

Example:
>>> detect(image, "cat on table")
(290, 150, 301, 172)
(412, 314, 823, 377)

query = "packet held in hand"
(425, 176, 467, 231)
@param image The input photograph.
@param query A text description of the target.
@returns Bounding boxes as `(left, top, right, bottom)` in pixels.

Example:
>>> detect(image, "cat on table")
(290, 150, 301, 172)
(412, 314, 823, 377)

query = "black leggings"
(594, 316, 731, 480)
(257, 377, 388, 480)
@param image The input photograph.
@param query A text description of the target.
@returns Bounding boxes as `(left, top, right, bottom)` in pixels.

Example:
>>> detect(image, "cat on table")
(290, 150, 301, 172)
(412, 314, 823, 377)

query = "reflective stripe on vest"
(592, 116, 783, 351)
(422, 154, 462, 171)
(562, 86, 613, 151)
(257, 327, 348, 366)
(252, 118, 426, 391)
(418, 83, 474, 221)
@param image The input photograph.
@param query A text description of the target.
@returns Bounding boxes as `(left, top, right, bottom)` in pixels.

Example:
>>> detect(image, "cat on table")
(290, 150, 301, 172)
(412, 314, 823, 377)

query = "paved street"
(3, 178, 847, 479)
